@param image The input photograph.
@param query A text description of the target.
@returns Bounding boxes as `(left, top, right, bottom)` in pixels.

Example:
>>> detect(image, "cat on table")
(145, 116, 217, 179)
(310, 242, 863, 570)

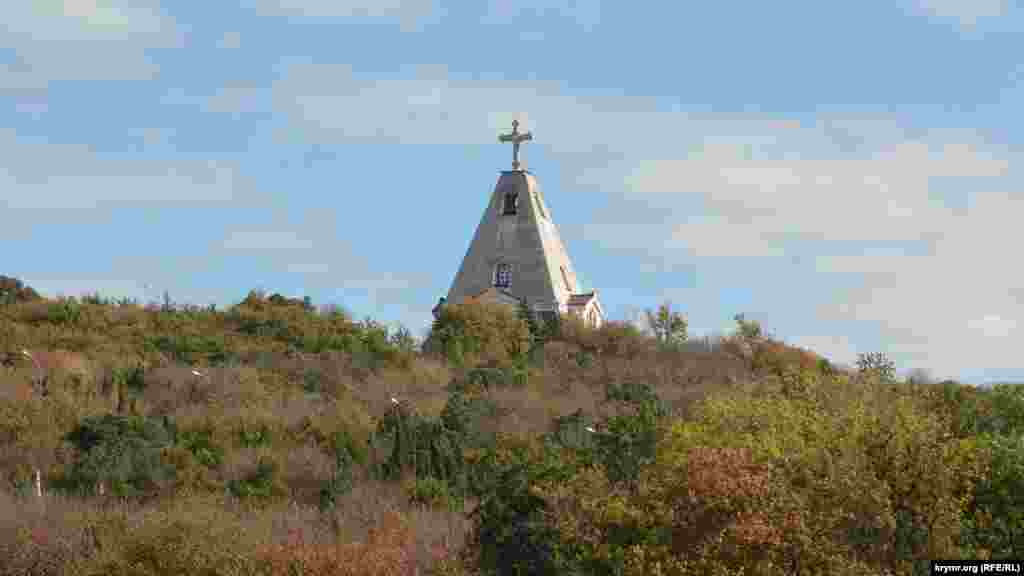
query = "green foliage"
(593, 382, 666, 487)
(441, 385, 499, 451)
(645, 301, 688, 350)
(7, 281, 1024, 575)
(515, 299, 551, 367)
(373, 398, 468, 487)
(317, 429, 366, 511)
(332, 428, 368, 467)
(429, 301, 531, 369)
(389, 324, 418, 353)
(465, 383, 670, 576)
(112, 363, 147, 394)
(148, 333, 231, 365)
(733, 313, 764, 340)
(516, 299, 540, 341)
(237, 421, 273, 448)
(817, 356, 835, 376)
(467, 440, 578, 576)
(0, 274, 40, 305)
(987, 384, 1024, 436)
(47, 298, 82, 326)
(302, 367, 323, 394)
(178, 426, 225, 468)
(227, 458, 282, 501)
(57, 414, 176, 498)
(319, 467, 353, 511)
(960, 433, 1024, 558)
(407, 476, 462, 509)
(547, 409, 596, 453)
(0, 275, 41, 305)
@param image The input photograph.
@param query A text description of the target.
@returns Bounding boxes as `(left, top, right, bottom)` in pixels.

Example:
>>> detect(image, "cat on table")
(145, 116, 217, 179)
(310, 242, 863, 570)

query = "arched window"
(494, 262, 512, 288)
(502, 192, 518, 215)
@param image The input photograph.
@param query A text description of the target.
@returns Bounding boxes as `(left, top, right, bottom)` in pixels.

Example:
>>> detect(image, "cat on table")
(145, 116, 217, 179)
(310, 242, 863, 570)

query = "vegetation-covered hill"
(0, 275, 1021, 575)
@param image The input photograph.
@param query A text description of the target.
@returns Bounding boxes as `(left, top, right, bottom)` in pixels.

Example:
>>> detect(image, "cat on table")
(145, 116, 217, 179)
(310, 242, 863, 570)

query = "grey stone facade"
(444, 166, 605, 327)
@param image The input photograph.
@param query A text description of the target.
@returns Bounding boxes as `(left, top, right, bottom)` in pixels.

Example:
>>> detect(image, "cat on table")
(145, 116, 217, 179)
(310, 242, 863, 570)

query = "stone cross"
(498, 120, 533, 171)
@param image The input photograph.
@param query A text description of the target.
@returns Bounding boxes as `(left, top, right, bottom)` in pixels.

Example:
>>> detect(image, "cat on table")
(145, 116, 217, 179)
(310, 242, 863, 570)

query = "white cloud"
(223, 230, 315, 252)
(286, 262, 331, 275)
(270, 66, 1024, 381)
(271, 64, 564, 147)
(914, 0, 1008, 29)
(630, 136, 1023, 381)
(0, 129, 243, 209)
(0, 1, 180, 94)
(969, 314, 1017, 339)
(483, 0, 601, 31)
(206, 81, 261, 115)
(219, 31, 241, 49)
(252, 0, 432, 30)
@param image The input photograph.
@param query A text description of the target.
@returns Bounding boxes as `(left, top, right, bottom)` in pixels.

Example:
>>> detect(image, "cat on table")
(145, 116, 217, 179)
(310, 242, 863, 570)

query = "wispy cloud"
(222, 230, 315, 252)
(270, 66, 1022, 380)
(219, 31, 242, 50)
(205, 81, 261, 115)
(483, 0, 601, 32)
(0, 129, 245, 210)
(914, 0, 1009, 29)
(0, 1, 180, 95)
(251, 0, 433, 30)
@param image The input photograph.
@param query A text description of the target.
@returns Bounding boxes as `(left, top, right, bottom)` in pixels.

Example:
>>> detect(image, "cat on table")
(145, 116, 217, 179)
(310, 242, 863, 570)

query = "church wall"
(447, 171, 560, 309)
(445, 137, 601, 328)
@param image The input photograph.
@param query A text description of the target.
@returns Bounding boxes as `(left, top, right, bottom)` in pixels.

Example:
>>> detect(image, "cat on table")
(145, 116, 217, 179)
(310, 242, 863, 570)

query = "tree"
(857, 352, 896, 383)
(644, 301, 687, 350)
(733, 313, 764, 340)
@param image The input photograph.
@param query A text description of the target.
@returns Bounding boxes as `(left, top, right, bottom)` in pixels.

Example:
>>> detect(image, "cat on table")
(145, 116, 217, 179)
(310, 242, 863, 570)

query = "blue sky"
(2, 0, 1022, 384)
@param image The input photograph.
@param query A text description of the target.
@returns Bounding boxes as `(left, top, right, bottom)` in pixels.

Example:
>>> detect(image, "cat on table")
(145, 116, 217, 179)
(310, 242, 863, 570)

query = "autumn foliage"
(0, 277, 1022, 575)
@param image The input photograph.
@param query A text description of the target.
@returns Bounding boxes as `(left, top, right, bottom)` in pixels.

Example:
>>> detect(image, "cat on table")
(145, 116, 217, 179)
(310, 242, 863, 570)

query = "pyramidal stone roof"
(442, 121, 604, 326)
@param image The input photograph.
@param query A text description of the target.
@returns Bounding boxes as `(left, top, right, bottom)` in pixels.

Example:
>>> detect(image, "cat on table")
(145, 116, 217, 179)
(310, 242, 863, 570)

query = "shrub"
(960, 433, 1024, 558)
(228, 457, 286, 502)
(318, 429, 363, 511)
(644, 301, 688, 350)
(592, 382, 666, 487)
(46, 298, 82, 326)
(0, 275, 41, 305)
(147, 333, 231, 365)
(56, 414, 176, 498)
(372, 399, 465, 486)
(429, 301, 530, 369)
(406, 476, 459, 509)
(177, 425, 225, 469)
(466, 439, 576, 576)
(237, 420, 273, 448)
(82, 499, 254, 575)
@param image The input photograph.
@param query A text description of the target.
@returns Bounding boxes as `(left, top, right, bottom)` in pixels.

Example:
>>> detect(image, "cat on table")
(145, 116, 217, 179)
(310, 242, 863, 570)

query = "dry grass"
(0, 481, 473, 576)
(0, 288, 828, 575)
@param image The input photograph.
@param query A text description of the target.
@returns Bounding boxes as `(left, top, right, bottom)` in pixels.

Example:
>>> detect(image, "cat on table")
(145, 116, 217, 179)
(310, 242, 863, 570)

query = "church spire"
(498, 120, 533, 171)
(442, 120, 605, 328)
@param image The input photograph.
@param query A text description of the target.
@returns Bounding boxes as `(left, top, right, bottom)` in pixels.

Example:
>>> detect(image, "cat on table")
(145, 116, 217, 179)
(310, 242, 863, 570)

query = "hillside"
(0, 275, 1021, 575)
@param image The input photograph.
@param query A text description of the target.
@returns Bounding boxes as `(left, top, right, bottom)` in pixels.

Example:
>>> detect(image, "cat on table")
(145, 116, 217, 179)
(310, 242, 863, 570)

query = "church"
(436, 120, 605, 328)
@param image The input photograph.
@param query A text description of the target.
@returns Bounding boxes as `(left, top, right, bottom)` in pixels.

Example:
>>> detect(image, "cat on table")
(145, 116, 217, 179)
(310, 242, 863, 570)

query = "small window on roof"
(502, 192, 518, 215)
